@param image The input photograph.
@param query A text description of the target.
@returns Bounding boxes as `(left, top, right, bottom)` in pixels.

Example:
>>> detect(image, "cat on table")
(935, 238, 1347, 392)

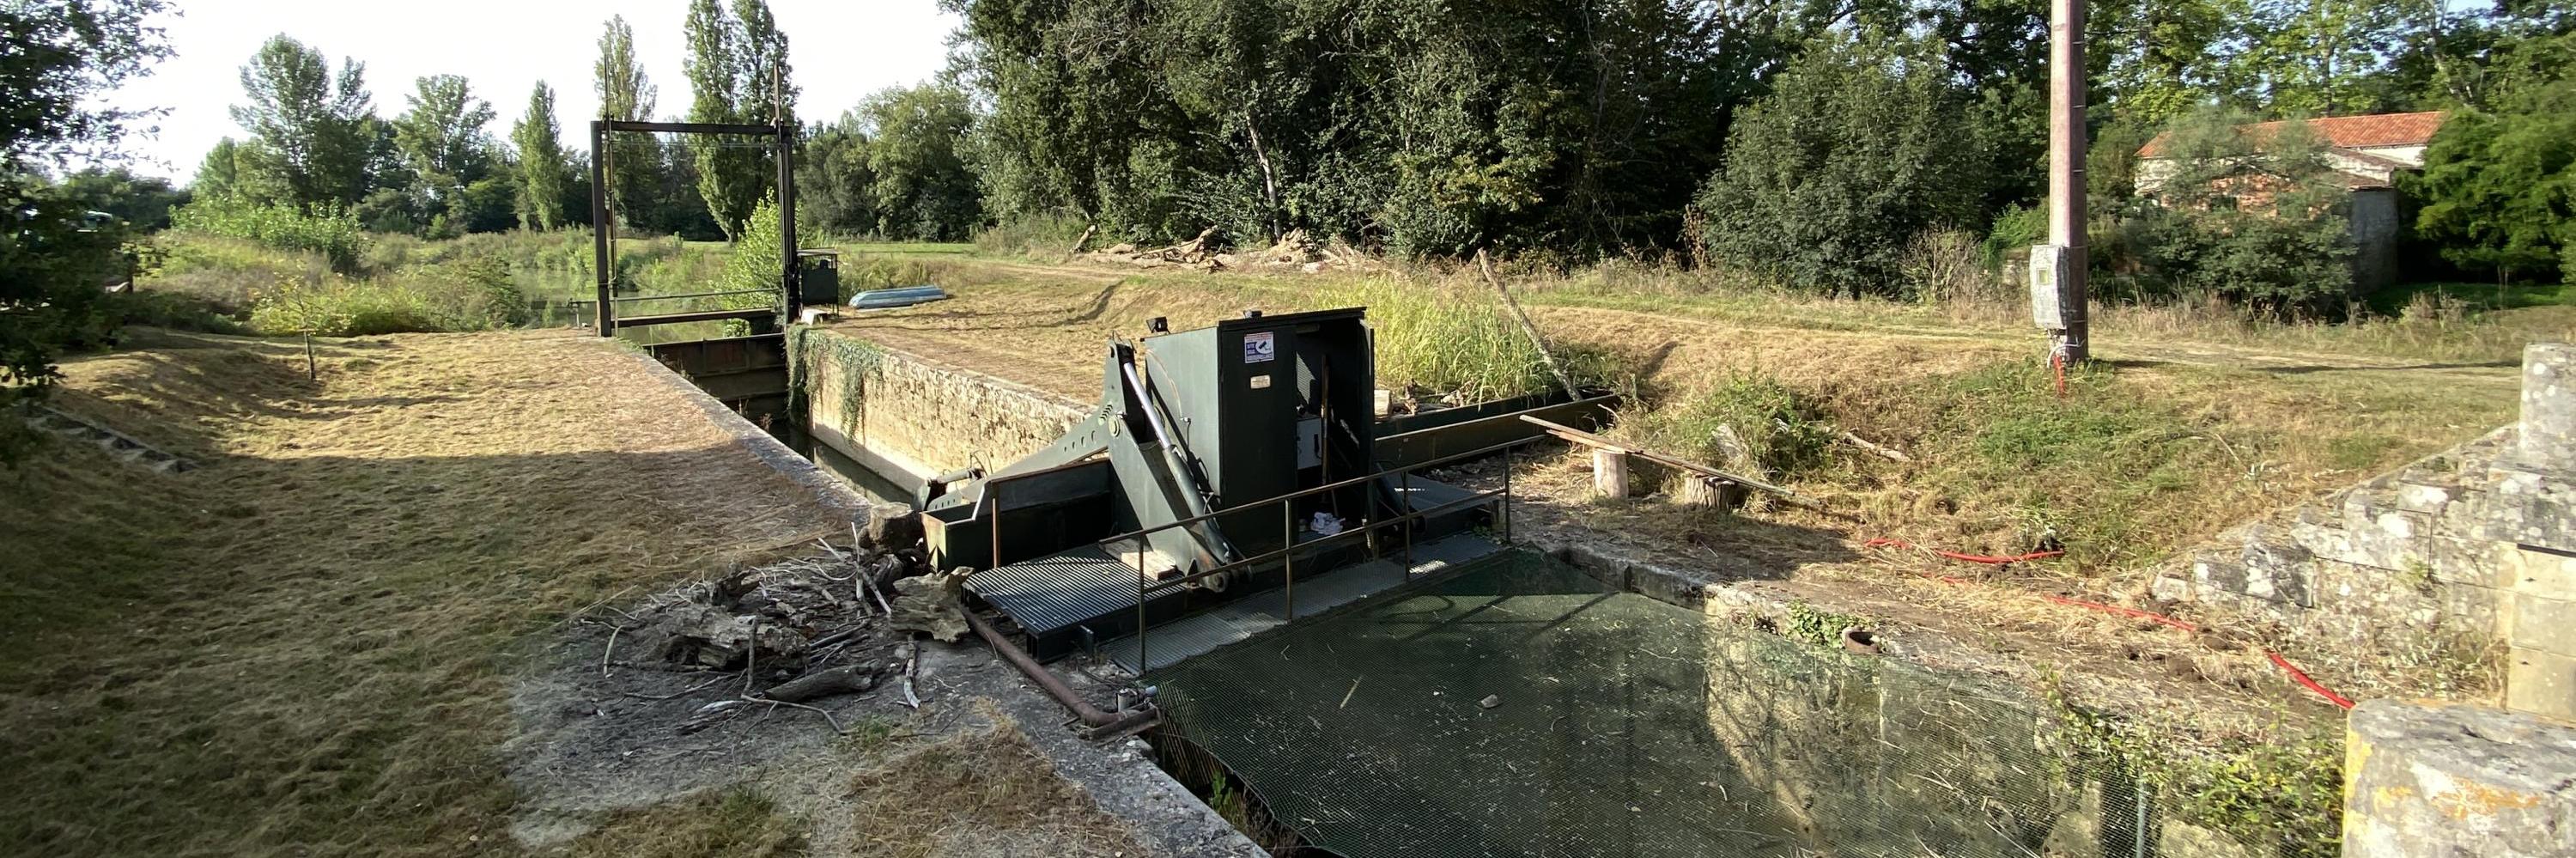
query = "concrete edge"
(626, 348, 872, 519)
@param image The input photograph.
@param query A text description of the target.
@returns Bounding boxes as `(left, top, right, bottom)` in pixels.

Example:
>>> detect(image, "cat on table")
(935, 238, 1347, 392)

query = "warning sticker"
(1242, 331, 1276, 363)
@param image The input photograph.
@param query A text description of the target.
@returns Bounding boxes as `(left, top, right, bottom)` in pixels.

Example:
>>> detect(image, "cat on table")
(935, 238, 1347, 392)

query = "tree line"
(179, 2, 987, 244)
(107, 0, 2576, 301)
(951, 0, 2571, 299)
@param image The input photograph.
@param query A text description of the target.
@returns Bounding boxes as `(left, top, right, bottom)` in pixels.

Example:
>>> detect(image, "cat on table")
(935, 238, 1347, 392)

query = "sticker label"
(1249, 374, 1273, 389)
(1242, 332, 1276, 363)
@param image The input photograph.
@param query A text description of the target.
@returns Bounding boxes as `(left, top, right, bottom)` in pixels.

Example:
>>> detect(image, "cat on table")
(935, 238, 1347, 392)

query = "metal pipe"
(1139, 484, 1504, 598)
(607, 288, 777, 303)
(1282, 502, 1296, 621)
(964, 609, 1159, 733)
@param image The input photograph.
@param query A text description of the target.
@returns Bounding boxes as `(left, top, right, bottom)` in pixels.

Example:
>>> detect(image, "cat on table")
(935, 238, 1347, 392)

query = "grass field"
(0, 328, 856, 855)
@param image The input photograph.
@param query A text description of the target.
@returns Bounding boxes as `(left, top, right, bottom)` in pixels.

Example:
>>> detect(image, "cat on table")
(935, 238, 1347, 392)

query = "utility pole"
(2033, 0, 2090, 362)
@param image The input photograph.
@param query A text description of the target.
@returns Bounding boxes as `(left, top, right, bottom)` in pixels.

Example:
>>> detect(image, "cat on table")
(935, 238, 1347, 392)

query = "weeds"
(1323, 277, 1612, 402)
(1631, 370, 1837, 480)
(168, 197, 368, 270)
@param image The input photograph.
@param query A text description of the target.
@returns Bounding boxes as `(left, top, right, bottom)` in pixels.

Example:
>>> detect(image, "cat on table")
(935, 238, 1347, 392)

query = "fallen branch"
(756, 665, 881, 703)
(895, 642, 922, 709)
(1068, 224, 1097, 256)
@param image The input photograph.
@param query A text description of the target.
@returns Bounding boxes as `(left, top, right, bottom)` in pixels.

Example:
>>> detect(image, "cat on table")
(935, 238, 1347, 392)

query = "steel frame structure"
(586, 119, 801, 337)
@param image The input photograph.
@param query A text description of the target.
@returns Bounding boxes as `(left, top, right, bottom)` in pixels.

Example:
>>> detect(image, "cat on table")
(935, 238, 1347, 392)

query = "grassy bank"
(0, 328, 845, 855)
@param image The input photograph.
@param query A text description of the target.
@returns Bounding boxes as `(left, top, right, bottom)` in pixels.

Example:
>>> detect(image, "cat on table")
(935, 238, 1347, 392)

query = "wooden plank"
(1517, 415, 1807, 502)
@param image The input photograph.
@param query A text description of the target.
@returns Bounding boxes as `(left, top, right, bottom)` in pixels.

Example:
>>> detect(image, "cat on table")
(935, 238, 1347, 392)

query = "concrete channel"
(640, 326, 2576, 858)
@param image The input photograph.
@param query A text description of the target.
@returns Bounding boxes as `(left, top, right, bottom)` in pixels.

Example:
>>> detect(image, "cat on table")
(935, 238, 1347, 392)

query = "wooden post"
(1592, 448, 1630, 500)
(2046, 0, 2089, 362)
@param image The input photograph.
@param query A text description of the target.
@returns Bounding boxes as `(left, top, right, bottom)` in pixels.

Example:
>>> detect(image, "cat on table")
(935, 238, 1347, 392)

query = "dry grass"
(565, 791, 806, 858)
(0, 327, 844, 856)
(841, 703, 1136, 858)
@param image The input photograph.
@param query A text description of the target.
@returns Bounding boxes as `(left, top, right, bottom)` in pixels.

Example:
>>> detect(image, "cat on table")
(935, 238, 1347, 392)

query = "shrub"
(973, 212, 1091, 259)
(1981, 204, 2046, 269)
(244, 257, 532, 337)
(1693, 33, 1986, 299)
(168, 195, 368, 271)
(1635, 372, 1836, 479)
(2119, 107, 2357, 315)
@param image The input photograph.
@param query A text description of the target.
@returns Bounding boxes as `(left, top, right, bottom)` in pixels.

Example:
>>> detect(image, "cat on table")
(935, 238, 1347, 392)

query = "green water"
(1152, 551, 2166, 858)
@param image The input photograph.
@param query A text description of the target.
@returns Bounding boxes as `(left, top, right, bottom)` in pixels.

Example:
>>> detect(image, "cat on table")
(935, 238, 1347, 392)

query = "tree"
(594, 15, 662, 228)
(682, 0, 797, 239)
(796, 113, 877, 234)
(2120, 107, 2359, 313)
(859, 83, 981, 240)
(390, 74, 498, 234)
(55, 166, 189, 229)
(229, 35, 374, 208)
(512, 82, 569, 230)
(1693, 34, 1988, 298)
(2404, 100, 2575, 286)
(2, 0, 172, 466)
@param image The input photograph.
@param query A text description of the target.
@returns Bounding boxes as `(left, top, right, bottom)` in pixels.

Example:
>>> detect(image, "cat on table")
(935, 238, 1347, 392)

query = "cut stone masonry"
(2153, 343, 2576, 721)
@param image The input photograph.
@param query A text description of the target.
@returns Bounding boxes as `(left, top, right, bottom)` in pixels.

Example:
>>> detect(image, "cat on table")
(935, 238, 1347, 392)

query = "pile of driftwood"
(1086, 227, 1371, 273)
(595, 506, 972, 734)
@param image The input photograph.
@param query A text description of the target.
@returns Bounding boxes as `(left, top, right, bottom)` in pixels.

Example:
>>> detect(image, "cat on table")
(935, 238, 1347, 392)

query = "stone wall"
(2342, 699, 2576, 857)
(2152, 344, 2576, 720)
(797, 328, 1088, 485)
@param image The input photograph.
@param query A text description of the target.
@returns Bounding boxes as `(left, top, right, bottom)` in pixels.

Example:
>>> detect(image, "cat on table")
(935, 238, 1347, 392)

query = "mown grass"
(0, 328, 843, 856)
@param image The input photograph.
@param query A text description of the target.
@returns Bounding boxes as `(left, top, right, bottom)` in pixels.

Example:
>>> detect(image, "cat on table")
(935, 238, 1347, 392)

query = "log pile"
(598, 504, 965, 735)
(1085, 227, 1375, 273)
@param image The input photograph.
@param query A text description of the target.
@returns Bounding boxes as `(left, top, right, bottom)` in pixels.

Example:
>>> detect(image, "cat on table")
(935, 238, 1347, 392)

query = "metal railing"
(1072, 436, 1539, 672)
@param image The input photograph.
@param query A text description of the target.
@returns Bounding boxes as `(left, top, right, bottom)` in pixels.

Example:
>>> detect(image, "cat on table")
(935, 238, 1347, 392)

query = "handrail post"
(1282, 502, 1296, 621)
(1400, 471, 1415, 577)
(1133, 547, 1148, 672)
(1501, 446, 1514, 545)
(989, 480, 1004, 572)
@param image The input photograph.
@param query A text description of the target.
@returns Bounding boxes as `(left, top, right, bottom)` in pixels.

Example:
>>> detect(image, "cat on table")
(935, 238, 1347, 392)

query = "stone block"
(2393, 481, 2454, 515)
(2511, 594, 2576, 658)
(2506, 545, 2576, 603)
(2148, 574, 2193, 604)
(2422, 535, 2507, 589)
(2483, 463, 2576, 554)
(2342, 699, 2576, 858)
(2192, 557, 2251, 597)
(2506, 647, 2576, 722)
(2517, 341, 2576, 471)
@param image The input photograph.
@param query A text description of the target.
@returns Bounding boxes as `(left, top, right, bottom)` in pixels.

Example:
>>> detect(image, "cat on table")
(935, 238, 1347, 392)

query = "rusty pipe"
(964, 608, 1158, 736)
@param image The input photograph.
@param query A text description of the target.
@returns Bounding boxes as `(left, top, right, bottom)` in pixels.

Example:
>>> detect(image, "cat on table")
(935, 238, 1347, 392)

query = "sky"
(98, 0, 962, 180)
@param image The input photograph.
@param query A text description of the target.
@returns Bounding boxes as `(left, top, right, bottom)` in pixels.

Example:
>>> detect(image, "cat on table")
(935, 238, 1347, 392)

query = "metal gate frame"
(586, 119, 801, 337)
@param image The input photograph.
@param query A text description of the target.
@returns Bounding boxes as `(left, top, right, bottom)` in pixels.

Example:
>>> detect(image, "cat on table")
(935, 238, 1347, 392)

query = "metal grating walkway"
(1100, 532, 1504, 672)
(967, 542, 1176, 642)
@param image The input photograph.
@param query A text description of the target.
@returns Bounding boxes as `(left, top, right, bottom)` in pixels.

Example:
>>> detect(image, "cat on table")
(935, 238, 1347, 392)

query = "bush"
(2118, 107, 2356, 315)
(973, 212, 1091, 259)
(1634, 372, 1836, 479)
(1693, 34, 1986, 298)
(1981, 204, 2046, 269)
(168, 195, 368, 271)
(244, 257, 532, 337)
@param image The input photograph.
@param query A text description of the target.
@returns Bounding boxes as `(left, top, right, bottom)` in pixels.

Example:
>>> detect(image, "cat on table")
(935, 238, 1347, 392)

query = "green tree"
(1693, 34, 1988, 298)
(796, 113, 877, 234)
(682, 0, 797, 239)
(593, 14, 662, 229)
(390, 74, 498, 235)
(229, 35, 374, 208)
(54, 166, 189, 229)
(2403, 100, 2576, 286)
(860, 83, 982, 240)
(2, 0, 172, 465)
(511, 82, 569, 230)
(2121, 106, 2358, 313)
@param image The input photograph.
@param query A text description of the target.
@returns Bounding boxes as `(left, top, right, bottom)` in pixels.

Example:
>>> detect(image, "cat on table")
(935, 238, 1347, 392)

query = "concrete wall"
(796, 327, 1087, 488)
(2154, 344, 2576, 721)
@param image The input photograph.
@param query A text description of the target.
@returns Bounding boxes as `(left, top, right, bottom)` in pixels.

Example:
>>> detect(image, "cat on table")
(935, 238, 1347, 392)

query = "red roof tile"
(2138, 112, 2449, 158)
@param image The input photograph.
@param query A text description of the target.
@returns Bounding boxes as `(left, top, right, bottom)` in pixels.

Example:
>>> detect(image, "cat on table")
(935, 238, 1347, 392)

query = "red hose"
(1862, 538, 2356, 709)
(2267, 649, 2357, 709)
